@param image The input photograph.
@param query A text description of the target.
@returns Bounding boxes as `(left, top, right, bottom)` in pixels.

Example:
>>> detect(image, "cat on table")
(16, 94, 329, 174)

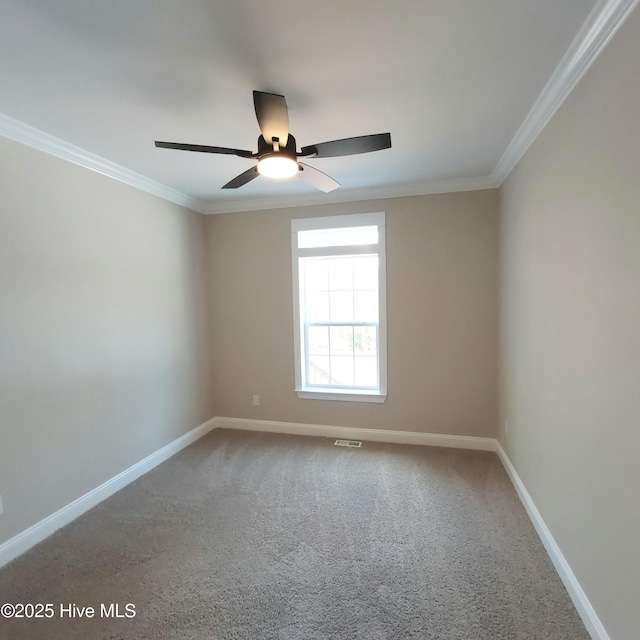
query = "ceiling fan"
(155, 91, 391, 193)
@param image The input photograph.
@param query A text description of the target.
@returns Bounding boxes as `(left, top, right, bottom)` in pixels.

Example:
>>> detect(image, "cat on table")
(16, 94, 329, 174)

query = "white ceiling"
(0, 0, 608, 213)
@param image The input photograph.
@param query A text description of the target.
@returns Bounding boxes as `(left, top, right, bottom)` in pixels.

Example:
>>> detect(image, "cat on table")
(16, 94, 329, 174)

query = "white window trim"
(291, 212, 387, 403)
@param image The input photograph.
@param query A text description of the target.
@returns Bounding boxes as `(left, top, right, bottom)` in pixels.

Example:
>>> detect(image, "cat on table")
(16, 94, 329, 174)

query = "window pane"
(305, 291, 329, 322)
(307, 326, 329, 355)
(354, 357, 378, 387)
(299, 226, 378, 248)
(353, 256, 378, 289)
(330, 356, 355, 386)
(308, 355, 331, 385)
(328, 258, 353, 290)
(293, 214, 385, 397)
(304, 258, 329, 292)
(354, 290, 378, 322)
(330, 291, 354, 322)
(329, 326, 353, 355)
(353, 326, 377, 355)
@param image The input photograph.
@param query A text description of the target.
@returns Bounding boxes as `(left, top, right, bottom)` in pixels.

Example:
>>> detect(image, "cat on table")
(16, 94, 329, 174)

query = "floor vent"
(334, 439, 362, 448)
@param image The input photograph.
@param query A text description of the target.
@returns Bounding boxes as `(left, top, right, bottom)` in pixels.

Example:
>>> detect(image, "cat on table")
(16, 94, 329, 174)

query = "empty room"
(1, 1, 638, 639)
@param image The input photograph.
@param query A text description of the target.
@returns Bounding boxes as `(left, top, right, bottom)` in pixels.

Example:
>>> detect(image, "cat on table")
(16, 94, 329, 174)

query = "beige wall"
(0, 138, 214, 544)
(499, 7, 640, 640)
(206, 190, 499, 437)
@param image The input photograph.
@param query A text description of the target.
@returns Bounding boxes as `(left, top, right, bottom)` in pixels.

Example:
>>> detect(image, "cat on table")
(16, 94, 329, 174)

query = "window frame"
(291, 212, 387, 403)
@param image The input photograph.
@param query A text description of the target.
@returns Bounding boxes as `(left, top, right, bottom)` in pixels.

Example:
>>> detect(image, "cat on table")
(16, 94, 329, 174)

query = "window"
(291, 212, 387, 402)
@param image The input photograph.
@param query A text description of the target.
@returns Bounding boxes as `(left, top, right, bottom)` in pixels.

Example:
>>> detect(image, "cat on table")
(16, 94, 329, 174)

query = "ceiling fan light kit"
(256, 132, 298, 179)
(257, 154, 298, 179)
(155, 90, 391, 193)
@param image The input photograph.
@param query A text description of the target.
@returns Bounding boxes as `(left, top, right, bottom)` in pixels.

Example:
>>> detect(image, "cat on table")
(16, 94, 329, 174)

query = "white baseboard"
(1, 416, 488, 569)
(220, 418, 608, 638)
(495, 441, 609, 640)
(213, 416, 497, 451)
(0, 414, 608, 640)
(0, 417, 217, 569)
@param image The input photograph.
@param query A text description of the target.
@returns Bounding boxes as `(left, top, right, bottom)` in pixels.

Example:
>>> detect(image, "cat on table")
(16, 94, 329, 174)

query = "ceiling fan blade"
(222, 166, 259, 189)
(300, 133, 391, 158)
(253, 91, 289, 147)
(297, 162, 340, 193)
(155, 141, 254, 158)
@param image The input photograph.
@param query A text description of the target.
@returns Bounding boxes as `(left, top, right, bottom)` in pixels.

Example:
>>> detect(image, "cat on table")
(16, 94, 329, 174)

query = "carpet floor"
(0, 429, 589, 640)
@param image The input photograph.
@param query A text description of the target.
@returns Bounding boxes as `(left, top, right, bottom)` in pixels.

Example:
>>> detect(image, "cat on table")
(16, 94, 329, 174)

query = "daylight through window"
(291, 213, 387, 402)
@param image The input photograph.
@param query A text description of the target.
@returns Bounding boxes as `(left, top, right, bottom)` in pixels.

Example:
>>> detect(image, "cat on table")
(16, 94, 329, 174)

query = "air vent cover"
(334, 439, 362, 448)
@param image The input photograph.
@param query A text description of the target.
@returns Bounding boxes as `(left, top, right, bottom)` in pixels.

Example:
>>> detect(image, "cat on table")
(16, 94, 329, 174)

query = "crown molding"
(492, 0, 640, 185)
(202, 175, 499, 214)
(0, 109, 495, 215)
(0, 113, 209, 214)
(2, 0, 635, 213)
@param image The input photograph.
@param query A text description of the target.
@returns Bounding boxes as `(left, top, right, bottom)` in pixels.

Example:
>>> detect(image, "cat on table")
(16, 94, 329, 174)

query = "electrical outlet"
(252, 395, 260, 406)
(0, 494, 4, 516)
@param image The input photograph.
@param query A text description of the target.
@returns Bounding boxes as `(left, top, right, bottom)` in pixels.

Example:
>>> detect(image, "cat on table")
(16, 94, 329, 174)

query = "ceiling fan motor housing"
(257, 134, 297, 161)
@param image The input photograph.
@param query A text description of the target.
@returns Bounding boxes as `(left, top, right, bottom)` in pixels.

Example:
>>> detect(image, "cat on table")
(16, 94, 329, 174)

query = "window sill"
(296, 388, 387, 403)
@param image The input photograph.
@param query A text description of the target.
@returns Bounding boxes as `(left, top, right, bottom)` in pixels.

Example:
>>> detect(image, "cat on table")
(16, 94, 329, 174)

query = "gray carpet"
(0, 429, 589, 640)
